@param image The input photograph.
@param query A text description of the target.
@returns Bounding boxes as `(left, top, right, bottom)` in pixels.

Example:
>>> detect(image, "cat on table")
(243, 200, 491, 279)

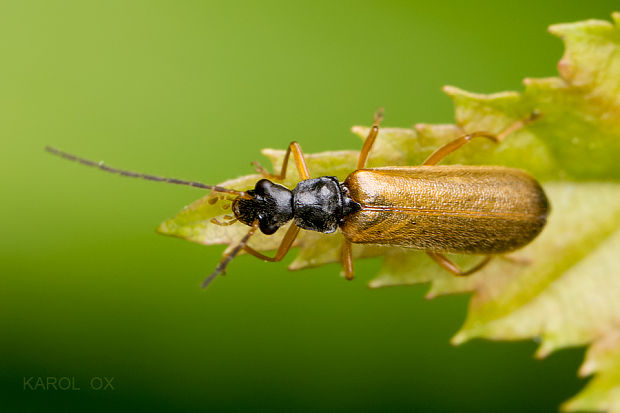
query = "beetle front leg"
(243, 225, 301, 262)
(252, 141, 310, 180)
(426, 251, 492, 276)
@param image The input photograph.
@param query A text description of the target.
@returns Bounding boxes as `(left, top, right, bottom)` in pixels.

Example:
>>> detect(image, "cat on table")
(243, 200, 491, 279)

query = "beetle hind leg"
(426, 251, 492, 277)
(356, 108, 384, 170)
(422, 111, 541, 166)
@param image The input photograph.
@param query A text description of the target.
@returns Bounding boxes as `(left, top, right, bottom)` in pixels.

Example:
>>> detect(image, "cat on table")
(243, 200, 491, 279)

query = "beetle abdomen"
(341, 166, 548, 254)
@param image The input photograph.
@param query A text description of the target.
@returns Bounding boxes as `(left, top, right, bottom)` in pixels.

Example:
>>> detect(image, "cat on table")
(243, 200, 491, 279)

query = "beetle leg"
(243, 225, 301, 262)
(426, 251, 492, 276)
(356, 108, 385, 169)
(252, 141, 310, 180)
(341, 240, 355, 280)
(422, 111, 541, 166)
(422, 132, 499, 166)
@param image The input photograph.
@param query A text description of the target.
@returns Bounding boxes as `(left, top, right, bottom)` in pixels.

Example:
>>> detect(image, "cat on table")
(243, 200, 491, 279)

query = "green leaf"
(158, 12, 620, 412)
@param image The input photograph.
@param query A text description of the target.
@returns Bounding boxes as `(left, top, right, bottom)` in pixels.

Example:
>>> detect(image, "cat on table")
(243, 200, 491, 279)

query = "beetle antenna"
(45, 146, 248, 197)
(201, 220, 259, 289)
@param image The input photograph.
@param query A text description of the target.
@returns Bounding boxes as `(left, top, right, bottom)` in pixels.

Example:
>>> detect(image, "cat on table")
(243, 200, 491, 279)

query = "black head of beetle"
(232, 179, 294, 235)
(232, 177, 361, 235)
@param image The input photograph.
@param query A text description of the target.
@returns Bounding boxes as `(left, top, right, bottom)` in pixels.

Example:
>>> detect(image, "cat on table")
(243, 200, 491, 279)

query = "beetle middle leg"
(242, 224, 301, 262)
(426, 251, 492, 276)
(422, 111, 540, 166)
(341, 240, 355, 280)
(252, 141, 310, 180)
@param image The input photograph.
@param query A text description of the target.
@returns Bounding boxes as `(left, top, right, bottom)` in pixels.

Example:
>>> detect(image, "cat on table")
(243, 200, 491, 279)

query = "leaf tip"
(559, 399, 575, 413)
(367, 279, 383, 288)
(534, 340, 554, 359)
(548, 17, 614, 38)
(450, 330, 469, 346)
(351, 125, 369, 139)
(442, 85, 464, 97)
(578, 359, 596, 377)
(156, 219, 174, 235)
(547, 22, 565, 37)
(424, 291, 437, 300)
(559, 395, 588, 413)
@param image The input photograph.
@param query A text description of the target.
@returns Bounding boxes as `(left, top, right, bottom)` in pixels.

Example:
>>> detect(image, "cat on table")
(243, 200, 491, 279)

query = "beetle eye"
(254, 179, 272, 195)
(259, 220, 278, 235)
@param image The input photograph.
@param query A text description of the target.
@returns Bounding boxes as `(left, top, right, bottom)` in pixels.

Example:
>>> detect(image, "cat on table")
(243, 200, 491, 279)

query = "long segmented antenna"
(45, 146, 249, 197)
(201, 220, 259, 289)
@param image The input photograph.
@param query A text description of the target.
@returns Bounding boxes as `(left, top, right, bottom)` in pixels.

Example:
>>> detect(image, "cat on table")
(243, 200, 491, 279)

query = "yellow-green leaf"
(157, 13, 620, 412)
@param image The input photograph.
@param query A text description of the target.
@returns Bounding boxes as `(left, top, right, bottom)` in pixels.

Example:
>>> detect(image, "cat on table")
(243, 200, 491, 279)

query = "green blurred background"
(2, 1, 617, 412)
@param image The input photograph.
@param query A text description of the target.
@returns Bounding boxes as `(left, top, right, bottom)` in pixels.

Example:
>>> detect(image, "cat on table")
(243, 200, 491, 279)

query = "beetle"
(46, 109, 549, 288)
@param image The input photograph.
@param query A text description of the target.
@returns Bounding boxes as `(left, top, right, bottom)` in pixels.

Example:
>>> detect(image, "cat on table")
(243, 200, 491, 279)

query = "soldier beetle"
(47, 110, 548, 288)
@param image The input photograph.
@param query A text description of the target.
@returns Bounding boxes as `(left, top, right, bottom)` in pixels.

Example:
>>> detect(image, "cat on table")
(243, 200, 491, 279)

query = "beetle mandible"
(46, 109, 549, 288)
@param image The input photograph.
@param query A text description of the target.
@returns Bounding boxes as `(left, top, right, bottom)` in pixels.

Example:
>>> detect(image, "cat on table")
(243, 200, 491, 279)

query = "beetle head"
(232, 179, 294, 235)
